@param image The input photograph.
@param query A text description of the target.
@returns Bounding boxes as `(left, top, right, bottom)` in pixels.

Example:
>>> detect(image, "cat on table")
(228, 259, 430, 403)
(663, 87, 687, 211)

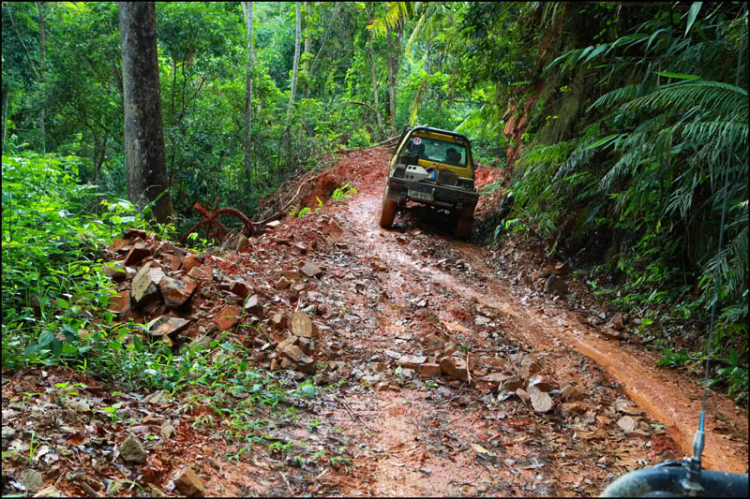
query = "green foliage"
(2, 152, 146, 369)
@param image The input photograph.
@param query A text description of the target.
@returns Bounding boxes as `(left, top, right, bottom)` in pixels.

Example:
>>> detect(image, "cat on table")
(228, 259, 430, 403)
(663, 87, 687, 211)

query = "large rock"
(124, 242, 151, 266)
(174, 467, 206, 497)
(147, 315, 190, 337)
(131, 262, 163, 305)
(291, 312, 315, 338)
(440, 356, 469, 382)
(159, 276, 196, 308)
(119, 434, 147, 464)
(181, 254, 203, 272)
(213, 305, 240, 331)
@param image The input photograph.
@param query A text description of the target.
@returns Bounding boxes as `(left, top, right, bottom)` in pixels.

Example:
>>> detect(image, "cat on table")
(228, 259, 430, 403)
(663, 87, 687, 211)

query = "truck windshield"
(400, 135, 468, 167)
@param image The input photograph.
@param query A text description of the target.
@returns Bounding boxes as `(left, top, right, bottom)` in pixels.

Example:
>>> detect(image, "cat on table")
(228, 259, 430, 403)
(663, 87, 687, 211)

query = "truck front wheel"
(380, 186, 397, 228)
(454, 204, 475, 239)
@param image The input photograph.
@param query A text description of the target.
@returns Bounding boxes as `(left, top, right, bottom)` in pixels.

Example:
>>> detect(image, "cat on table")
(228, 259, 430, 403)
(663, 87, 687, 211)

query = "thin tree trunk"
(387, 29, 396, 130)
(119, 1, 173, 223)
(37, 2, 46, 153)
(368, 31, 383, 130)
(243, 1, 255, 187)
(303, 2, 311, 99)
(285, 1, 302, 162)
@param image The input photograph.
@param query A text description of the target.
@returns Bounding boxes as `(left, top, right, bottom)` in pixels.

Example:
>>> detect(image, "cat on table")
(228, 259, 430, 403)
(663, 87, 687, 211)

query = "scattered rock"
(559, 402, 585, 418)
(159, 276, 197, 308)
(213, 305, 240, 331)
(271, 313, 287, 329)
(617, 415, 638, 434)
(419, 363, 442, 377)
(124, 241, 151, 266)
(228, 280, 251, 299)
(291, 312, 315, 338)
(131, 262, 162, 305)
(147, 315, 190, 337)
(529, 386, 554, 413)
(397, 355, 426, 369)
(371, 259, 387, 272)
(300, 262, 323, 278)
(187, 265, 212, 281)
(107, 291, 130, 315)
(440, 356, 469, 382)
(174, 467, 206, 497)
(18, 469, 44, 492)
(480, 372, 512, 387)
(119, 434, 147, 464)
(244, 295, 263, 316)
(275, 276, 291, 290)
(181, 254, 203, 272)
(527, 374, 557, 392)
(498, 376, 525, 393)
(278, 343, 315, 374)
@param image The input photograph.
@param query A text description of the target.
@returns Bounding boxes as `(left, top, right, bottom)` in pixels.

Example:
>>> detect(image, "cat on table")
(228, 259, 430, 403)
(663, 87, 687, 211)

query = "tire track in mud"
(343, 188, 747, 478)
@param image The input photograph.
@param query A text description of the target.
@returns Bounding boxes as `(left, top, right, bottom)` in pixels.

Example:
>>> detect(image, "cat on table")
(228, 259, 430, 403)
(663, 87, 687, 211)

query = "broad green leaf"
(685, 2, 702, 36)
(583, 134, 620, 151)
(654, 71, 700, 80)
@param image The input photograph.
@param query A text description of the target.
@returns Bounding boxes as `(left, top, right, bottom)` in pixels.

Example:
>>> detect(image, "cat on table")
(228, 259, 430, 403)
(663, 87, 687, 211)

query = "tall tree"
(36, 2, 46, 153)
(119, 2, 173, 223)
(368, 28, 383, 129)
(242, 2, 255, 187)
(284, 1, 302, 161)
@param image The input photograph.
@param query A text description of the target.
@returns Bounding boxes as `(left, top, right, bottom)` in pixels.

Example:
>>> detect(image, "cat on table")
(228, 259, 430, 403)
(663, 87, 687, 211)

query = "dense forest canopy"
(2, 1, 747, 402)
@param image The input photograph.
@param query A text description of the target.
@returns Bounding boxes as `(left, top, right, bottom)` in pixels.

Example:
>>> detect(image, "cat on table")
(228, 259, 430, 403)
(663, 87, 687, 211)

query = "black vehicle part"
(601, 461, 748, 497)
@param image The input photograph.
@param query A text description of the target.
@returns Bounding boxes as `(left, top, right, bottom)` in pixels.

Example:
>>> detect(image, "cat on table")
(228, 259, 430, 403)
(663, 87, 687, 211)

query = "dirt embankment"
(2, 147, 746, 497)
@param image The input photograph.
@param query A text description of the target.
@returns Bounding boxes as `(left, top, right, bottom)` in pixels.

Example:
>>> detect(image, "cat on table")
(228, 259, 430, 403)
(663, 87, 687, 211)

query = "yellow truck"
(380, 126, 479, 239)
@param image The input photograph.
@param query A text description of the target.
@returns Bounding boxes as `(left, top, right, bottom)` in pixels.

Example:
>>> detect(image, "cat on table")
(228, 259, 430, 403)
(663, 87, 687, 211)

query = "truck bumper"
(387, 178, 478, 209)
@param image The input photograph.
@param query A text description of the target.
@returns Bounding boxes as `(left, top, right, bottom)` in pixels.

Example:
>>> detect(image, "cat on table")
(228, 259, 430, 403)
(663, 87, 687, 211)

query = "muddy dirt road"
(3, 148, 746, 497)
(309, 148, 748, 495)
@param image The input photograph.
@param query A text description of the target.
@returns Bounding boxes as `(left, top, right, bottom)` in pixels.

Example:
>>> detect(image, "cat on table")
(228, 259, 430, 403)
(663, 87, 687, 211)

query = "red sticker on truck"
(412, 137, 422, 145)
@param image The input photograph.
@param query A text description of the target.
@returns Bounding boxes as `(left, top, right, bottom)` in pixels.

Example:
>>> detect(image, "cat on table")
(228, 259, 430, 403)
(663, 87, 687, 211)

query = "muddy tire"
(380, 186, 397, 228)
(454, 205, 475, 239)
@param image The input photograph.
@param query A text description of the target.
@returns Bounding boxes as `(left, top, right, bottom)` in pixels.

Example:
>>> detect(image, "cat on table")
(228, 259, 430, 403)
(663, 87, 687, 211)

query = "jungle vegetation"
(2, 2, 747, 402)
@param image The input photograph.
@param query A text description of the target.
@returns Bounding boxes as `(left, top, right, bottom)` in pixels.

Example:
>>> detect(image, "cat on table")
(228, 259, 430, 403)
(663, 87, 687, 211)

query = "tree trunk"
(368, 31, 383, 130)
(285, 1, 302, 162)
(36, 2, 46, 153)
(243, 1, 255, 188)
(387, 28, 398, 130)
(303, 2, 312, 99)
(119, 1, 173, 224)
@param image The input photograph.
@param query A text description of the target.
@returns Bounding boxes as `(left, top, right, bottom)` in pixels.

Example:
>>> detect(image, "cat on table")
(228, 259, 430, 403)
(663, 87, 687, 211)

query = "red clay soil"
(2, 147, 746, 497)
